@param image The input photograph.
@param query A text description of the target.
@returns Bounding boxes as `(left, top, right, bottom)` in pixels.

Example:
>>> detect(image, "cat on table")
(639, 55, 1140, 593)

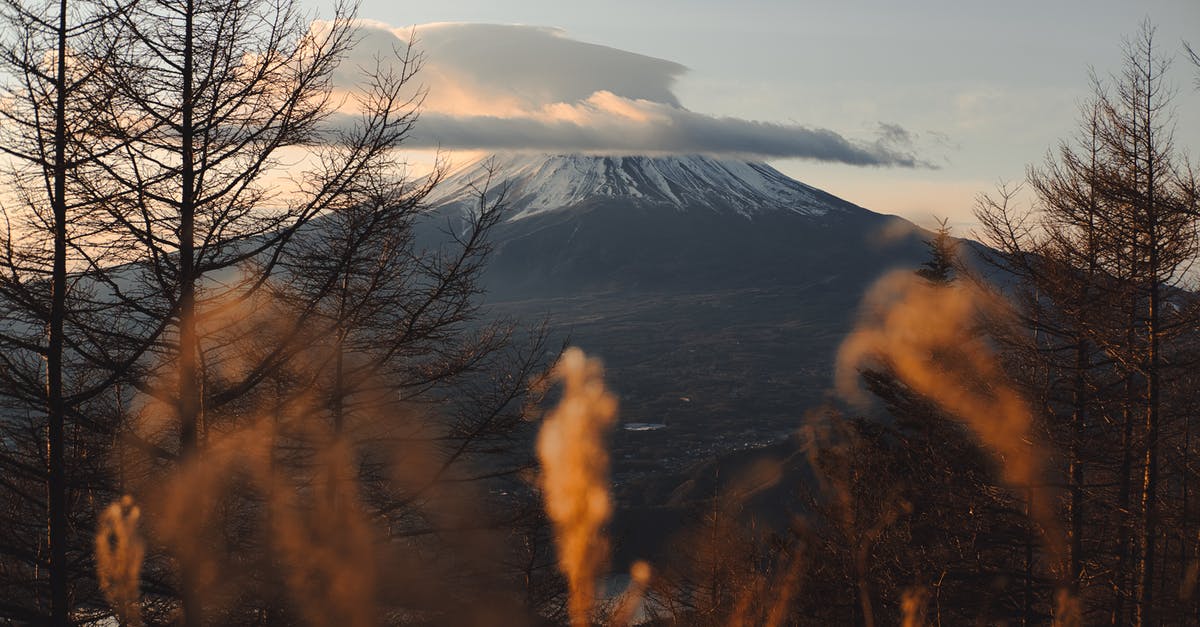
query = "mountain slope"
(421, 153, 931, 487)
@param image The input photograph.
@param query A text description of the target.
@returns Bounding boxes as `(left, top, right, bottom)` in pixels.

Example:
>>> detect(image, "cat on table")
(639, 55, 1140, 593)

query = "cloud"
(401, 94, 924, 166)
(336, 22, 929, 167)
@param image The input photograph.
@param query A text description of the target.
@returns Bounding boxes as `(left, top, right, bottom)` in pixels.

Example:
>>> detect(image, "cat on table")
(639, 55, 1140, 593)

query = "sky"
(319, 0, 1200, 232)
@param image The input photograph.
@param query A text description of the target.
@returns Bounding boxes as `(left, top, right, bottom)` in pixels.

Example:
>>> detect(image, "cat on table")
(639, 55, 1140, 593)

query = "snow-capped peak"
(425, 153, 855, 220)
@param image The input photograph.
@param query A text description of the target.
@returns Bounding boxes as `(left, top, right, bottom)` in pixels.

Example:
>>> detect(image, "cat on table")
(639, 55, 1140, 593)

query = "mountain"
(428, 153, 926, 298)
(423, 153, 931, 492)
(427, 153, 856, 219)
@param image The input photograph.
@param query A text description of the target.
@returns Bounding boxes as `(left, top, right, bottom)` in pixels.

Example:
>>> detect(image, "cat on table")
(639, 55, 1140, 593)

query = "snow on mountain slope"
(426, 153, 857, 220)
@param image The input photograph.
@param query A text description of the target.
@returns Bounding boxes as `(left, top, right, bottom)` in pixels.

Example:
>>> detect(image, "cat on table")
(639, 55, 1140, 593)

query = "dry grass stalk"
(147, 413, 378, 626)
(95, 495, 145, 626)
(536, 347, 619, 627)
(836, 271, 1063, 558)
(900, 587, 929, 627)
(1053, 588, 1082, 627)
(609, 560, 652, 626)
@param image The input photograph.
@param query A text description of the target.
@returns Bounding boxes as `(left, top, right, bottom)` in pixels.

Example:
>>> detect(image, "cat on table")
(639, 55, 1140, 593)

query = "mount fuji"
(427, 153, 854, 219)
(426, 153, 927, 298)
(423, 153, 932, 491)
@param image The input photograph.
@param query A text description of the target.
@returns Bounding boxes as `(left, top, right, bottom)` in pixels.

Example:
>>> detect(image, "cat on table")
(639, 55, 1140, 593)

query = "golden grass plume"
(95, 495, 145, 626)
(536, 347, 619, 627)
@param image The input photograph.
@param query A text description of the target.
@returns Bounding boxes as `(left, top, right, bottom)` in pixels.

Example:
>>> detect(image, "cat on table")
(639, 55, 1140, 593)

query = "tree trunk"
(332, 272, 349, 433)
(47, 0, 70, 622)
(178, 1, 203, 624)
(1137, 267, 1160, 626)
(1136, 70, 1161, 621)
(1113, 364, 1137, 626)
(1069, 337, 1087, 595)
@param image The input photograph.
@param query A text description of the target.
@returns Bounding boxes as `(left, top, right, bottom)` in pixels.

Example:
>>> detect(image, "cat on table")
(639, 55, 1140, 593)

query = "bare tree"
(973, 22, 1199, 625)
(0, 0, 466, 621)
(1184, 40, 1199, 89)
(0, 0, 135, 621)
(1097, 26, 1199, 625)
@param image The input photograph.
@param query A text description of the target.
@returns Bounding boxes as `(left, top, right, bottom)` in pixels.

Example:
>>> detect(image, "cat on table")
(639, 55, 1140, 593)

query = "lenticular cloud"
(330, 21, 929, 167)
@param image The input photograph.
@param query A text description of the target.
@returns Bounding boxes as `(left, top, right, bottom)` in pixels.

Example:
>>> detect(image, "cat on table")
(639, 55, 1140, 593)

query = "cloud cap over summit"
(335, 22, 929, 167)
